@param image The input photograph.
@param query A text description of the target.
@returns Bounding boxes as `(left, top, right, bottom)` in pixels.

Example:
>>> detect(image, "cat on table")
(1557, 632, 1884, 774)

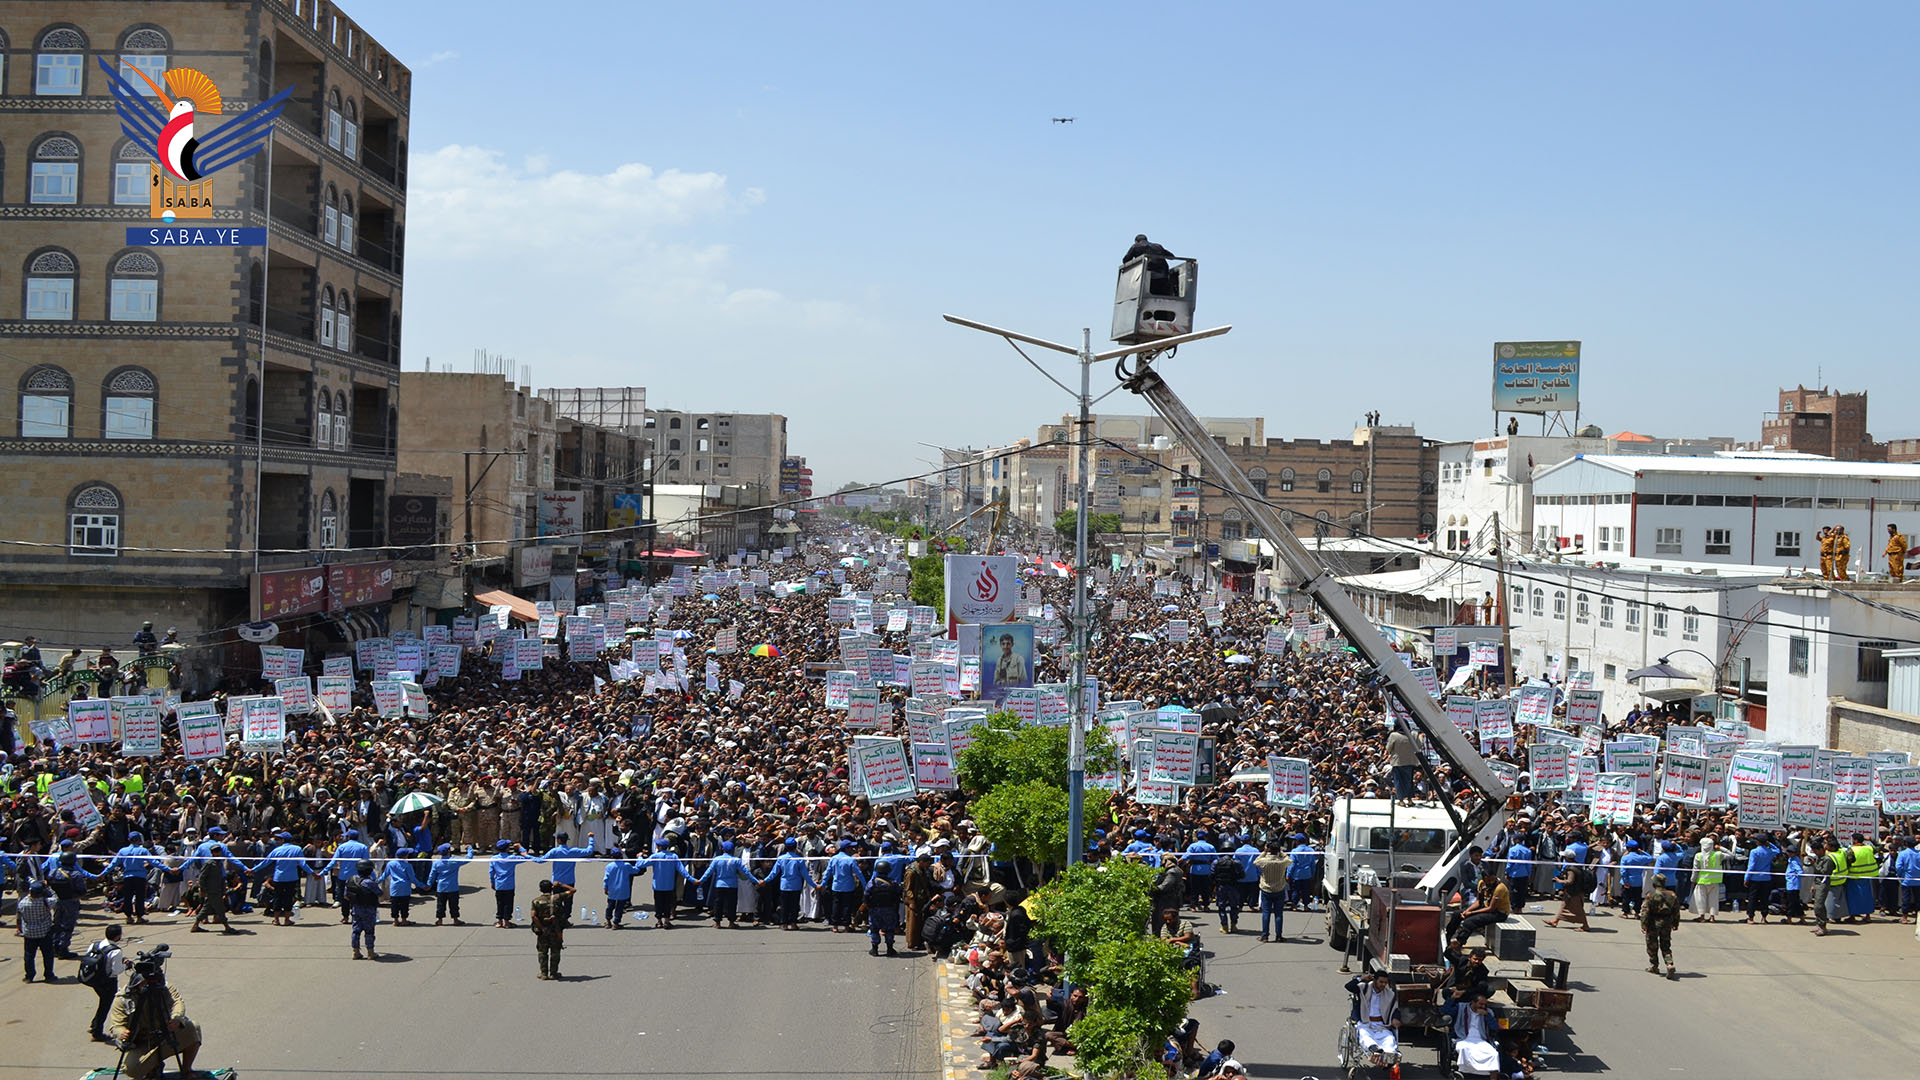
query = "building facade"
(1165, 424, 1438, 552)
(0, 1, 409, 677)
(396, 371, 554, 579)
(1759, 384, 1886, 461)
(1529, 454, 1920, 576)
(643, 407, 786, 494)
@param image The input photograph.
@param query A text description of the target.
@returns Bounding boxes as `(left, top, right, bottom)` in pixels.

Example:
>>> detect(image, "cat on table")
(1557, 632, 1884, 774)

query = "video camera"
(126, 944, 172, 991)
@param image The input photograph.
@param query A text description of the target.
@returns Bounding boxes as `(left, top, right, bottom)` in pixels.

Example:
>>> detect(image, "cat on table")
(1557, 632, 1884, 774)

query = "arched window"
(1682, 606, 1701, 642)
(1530, 587, 1544, 617)
(514, 442, 527, 482)
(36, 27, 87, 96)
(1653, 605, 1671, 637)
(1278, 467, 1295, 493)
(257, 41, 274, 98)
(1552, 590, 1567, 619)
(1575, 592, 1591, 624)
(25, 248, 77, 321)
(1279, 508, 1294, 527)
(243, 376, 260, 440)
(335, 294, 352, 353)
(323, 183, 339, 244)
(319, 489, 339, 547)
(327, 87, 344, 150)
(1316, 467, 1332, 493)
(319, 285, 335, 346)
(339, 193, 355, 251)
(247, 260, 264, 324)
(342, 100, 359, 160)
(1351, 468, 1366, 494)
(1220, 505, 1243, 540)
(668, 416, 682, 429)
(102, 366, 157, 439)
(1420, 469, 1437, 496)
(29, 133, 80, 204)
(333, 390, 349, 451)
(117, 27, 170, 93)
(114, 141, 155, 205)
(68, 483, 122, 556)
(1348, 510, 1364, 526)
(696, 418, 711, 430)
(1246, 466, 1267, 496)
(108, 250, 160, 321)
(315, 388, 332, 449)
(20, 365, 74, 437)
(1599, 595, 1615, 627)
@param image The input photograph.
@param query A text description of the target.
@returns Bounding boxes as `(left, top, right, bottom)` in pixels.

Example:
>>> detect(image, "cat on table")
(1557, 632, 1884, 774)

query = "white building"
(1528, 454, 1920, 575)
(1760, 579, 1920, 750)
(1494, 555, 1772, 719)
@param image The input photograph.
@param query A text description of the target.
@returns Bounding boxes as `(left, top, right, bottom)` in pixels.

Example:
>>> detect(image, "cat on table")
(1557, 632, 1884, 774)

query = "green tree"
(968, 781, 1110, 867)
(1055, 510, 1121, 538)
(909, 552, 944, 611)
(1031, 860, 1157, 982)
(953, 714, 1118, 797)
(1030, 860, 1192, 1079)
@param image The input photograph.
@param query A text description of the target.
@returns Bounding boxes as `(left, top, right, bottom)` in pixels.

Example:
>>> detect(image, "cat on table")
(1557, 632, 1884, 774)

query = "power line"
(1094, 437, 1920, 650)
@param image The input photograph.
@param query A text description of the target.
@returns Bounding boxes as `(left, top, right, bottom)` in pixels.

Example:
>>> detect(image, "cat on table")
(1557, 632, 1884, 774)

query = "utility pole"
(461, 449, 525, 610)
(1066, 329, 1094, 865)
(1493, 511, 1513, 689)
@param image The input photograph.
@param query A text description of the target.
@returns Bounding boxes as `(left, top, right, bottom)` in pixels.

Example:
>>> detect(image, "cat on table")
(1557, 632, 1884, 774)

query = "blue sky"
(370, 2, 1919, 488)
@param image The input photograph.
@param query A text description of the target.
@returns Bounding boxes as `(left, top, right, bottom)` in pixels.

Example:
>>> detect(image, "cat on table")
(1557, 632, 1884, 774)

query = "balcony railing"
(270, 193, 318, 234)
(264, 306, 315, 340)
(363, 146, 399, 185)
(354, 330, 397, 366)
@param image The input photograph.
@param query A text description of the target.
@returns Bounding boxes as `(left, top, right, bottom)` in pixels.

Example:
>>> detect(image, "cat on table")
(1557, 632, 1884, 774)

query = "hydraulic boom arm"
(1116, 349, 1510, 899)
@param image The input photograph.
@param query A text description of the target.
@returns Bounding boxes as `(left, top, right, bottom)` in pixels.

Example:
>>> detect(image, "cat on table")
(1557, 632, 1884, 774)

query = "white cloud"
(403, 145, 869, 402)
(421, 50, 459, 67)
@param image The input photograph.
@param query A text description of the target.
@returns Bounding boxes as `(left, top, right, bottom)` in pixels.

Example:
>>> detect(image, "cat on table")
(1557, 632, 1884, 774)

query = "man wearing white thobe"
(1452, 995, 1502, 1077)
(1346, 973, 1399, 1059)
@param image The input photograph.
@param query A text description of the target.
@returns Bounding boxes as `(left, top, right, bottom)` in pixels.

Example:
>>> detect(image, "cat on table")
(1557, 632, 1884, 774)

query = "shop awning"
(633, 548, 706, 559)
(473, 588, 538, 623)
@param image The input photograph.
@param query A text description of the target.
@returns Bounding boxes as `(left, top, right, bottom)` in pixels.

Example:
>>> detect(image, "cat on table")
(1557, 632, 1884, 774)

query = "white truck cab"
(1322, 797, 1457, 951)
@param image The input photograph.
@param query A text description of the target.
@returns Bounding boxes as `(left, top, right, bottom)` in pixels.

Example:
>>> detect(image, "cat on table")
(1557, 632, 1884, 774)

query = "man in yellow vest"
(1843, 834, 1879, 925)
(1887, 524, 1907, 583)
(1689, 835, 1726, 922)
(1818, 526, 1835, 579)
(1833, 526, 1852, 581)
(1824, 836, 1853, 926)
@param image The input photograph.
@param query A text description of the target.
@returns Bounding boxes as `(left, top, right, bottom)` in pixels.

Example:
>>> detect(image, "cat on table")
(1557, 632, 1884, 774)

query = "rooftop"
(1543, 454, 1920, 481)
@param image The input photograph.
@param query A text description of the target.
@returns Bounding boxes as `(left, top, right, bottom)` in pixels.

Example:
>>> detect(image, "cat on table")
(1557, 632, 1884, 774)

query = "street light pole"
(943, 315, 1231, 864)
(1066, 329, 1093, 865)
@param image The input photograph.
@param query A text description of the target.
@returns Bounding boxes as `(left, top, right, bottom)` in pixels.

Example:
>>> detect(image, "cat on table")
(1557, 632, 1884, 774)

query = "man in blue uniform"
(824, 840, 865, 932)
(696, 840, 747, 928)
(640, 838, 687, 928)
(107, 831, 155, 925)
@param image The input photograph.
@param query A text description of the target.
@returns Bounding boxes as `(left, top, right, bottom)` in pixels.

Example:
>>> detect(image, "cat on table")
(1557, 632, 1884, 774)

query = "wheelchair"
(1336, 1018, 1402, 1079)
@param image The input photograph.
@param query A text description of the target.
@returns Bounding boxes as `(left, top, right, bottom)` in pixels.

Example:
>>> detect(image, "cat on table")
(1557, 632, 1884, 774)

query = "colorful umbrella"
(389, 791, 444, 815)
(750, 644, 781, 657)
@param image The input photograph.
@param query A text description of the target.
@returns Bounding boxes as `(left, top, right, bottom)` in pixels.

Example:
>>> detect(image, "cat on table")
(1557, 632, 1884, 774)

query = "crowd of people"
(6, 522, 1920, 1076)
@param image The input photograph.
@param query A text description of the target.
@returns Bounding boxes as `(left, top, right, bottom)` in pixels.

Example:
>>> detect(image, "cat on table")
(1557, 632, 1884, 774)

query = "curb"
(935, 958, 978, 1079)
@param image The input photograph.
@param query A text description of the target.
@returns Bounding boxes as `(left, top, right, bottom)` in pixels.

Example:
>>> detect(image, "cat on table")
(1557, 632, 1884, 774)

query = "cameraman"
(109, 949, 203, 1080)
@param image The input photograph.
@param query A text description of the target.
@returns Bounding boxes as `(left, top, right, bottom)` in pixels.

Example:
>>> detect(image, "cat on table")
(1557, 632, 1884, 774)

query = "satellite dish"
(237, 621, 279, 643)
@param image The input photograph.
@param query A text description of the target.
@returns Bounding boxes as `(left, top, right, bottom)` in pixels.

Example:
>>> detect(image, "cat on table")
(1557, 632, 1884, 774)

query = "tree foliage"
(909, 552, 944, 611)
(1055, 510, 1122, 538)
(953, 713, 1119, 797)
(1030, 860, 1156, 982)
(1032, 861, 1192, 1079)
(968, 781, 1110, 867)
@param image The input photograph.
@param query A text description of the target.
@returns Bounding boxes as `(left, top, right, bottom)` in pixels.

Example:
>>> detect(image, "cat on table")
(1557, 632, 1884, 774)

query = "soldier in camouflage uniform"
(530, 879, 575, 981)
(1642, 873, 1681, 980)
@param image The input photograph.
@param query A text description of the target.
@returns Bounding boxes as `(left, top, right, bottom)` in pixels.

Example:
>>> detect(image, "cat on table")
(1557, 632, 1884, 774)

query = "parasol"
(389, 791, 445, 815)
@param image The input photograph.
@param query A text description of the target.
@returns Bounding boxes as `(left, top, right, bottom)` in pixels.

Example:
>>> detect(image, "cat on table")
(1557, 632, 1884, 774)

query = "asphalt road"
(4, 868, 941, 1080)
(1187, 903, 1920, 1078)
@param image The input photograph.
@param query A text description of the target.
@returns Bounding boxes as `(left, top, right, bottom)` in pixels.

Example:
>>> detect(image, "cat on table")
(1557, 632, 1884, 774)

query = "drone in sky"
(1051, 117, 1076, 124)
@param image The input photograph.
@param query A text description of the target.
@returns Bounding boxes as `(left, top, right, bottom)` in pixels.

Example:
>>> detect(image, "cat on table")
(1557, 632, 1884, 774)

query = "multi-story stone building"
(1165, 424, 1438, 552)
(1760, 384, 1887, 461)
(643, 407, 787, 494)
(396, 371, 555, 592)
(0, 1, 410, 677)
